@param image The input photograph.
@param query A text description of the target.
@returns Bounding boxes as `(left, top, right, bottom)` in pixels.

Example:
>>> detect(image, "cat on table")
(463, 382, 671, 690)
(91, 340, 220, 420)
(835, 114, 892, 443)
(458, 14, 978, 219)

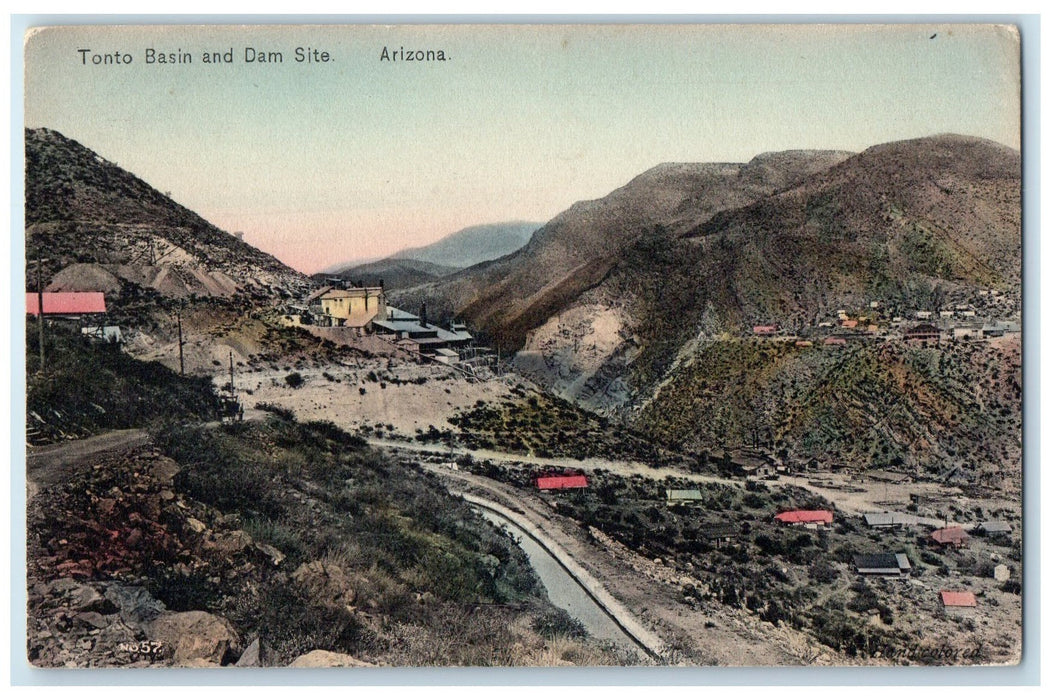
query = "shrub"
(284, 372, 305, 388)
(532, 608, 587, 639)
(255, 402, 295, 421)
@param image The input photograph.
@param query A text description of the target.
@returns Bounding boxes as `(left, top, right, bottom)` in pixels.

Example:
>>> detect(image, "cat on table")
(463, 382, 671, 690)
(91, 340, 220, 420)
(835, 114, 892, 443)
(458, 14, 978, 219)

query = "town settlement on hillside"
(278, 280, 489, 371)
(750, 292, 1020, 347)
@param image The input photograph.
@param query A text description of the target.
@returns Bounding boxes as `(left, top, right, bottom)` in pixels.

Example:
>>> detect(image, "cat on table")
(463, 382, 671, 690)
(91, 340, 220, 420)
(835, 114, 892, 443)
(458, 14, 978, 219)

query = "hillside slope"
(403, 151, 854, 348)
(415, 135, 1021, 479)
(318, 258, 460, 291)
(25, 128, 312, 303)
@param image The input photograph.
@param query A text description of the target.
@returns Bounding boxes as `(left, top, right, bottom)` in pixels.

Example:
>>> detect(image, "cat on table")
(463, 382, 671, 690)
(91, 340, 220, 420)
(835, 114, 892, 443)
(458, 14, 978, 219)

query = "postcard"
(21, 22, 1022, 671)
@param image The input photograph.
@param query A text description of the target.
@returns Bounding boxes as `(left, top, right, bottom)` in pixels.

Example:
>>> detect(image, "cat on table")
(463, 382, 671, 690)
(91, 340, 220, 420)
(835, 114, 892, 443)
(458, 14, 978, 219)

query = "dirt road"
(368, 437, 740, 486)
(370, 437, 973, 519)
(26, 429, 149, 502)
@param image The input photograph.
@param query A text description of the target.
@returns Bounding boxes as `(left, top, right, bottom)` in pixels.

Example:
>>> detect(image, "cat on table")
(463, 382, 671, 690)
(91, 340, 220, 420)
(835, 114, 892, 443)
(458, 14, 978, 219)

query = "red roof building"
(931, 526, 970, 548)
(753, 325, 778, 336)
(536, 474, 588, 490)
(940, 591, 977, 607)
(841, 319, 858, 329)
(26, 292, 106, 316)
(823, 337, 847, 346)
(774, 509, 834, 526)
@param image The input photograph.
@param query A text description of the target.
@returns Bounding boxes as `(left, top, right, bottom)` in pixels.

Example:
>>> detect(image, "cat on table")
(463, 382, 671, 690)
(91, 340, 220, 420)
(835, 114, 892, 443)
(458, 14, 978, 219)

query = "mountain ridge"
(401, 133, 1021, 478)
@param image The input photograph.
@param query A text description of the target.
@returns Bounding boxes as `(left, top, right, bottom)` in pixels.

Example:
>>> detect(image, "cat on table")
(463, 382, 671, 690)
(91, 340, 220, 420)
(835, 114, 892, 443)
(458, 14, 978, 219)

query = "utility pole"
(36, 254, 45, 372)
(176, 308, 184, 375)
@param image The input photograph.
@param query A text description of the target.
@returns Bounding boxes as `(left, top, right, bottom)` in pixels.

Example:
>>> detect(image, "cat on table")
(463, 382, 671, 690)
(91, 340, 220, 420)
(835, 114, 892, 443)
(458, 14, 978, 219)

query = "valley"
(22, 126, 1023, 669)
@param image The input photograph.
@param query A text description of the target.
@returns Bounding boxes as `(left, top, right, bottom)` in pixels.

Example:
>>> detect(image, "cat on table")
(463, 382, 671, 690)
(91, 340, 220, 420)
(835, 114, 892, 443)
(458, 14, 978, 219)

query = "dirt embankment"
(242, 362, 519, 436)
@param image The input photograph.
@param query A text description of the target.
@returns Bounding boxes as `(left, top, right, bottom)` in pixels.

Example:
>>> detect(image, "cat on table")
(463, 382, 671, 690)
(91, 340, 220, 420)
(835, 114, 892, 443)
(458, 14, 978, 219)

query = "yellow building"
(315, 287, 386, 328)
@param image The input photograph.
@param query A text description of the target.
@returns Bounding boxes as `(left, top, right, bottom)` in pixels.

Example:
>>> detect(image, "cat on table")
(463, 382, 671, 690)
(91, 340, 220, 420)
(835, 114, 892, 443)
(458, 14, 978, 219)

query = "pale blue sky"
(24, 24, 1020, 273)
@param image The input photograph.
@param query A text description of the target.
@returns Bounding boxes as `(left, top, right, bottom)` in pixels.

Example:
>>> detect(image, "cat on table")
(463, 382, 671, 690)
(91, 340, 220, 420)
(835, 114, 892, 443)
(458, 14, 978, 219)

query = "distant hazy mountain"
(327, 221, 541, 290)
(25, 128, 311, 302)
(392, 221, 541, 269)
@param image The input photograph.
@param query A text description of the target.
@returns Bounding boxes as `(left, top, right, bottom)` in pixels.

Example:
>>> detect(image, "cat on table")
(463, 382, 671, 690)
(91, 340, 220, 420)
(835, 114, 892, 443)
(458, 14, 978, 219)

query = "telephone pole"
(176, 308, 184, 375)
(36, 254, 46, 372)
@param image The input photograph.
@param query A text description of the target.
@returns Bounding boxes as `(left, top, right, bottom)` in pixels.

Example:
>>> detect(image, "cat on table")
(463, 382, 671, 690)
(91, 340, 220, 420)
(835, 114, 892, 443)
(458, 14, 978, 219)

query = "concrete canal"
(477, 508, 645, 657)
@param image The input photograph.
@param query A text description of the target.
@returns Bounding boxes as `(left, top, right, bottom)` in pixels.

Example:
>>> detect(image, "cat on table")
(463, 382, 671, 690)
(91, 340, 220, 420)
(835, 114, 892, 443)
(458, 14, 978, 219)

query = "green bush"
(531, 608, 587, 639)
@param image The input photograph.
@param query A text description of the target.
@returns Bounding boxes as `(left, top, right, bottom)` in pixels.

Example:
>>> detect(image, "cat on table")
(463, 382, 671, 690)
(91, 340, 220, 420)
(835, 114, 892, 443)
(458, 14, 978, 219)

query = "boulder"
(149, 458, 181, 487)
(213, 529, 254, 557)
(994, 564, 1011, 582)
(235, 637, 265, 667)
(185, 518, 208, 535)
(254, 543, 286, 567)
(103, 583, 166, 628)
(289, 650, 372, 668)
(51, 579, 115, 613)
(292, 561, 357, 608)
(149, 610, 240, 665)
(74, 611, 109, 629)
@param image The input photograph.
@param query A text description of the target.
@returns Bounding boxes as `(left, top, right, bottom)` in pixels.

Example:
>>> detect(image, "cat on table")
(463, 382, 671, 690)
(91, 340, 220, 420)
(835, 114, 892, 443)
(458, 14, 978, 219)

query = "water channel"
(477, 508, 642, 656)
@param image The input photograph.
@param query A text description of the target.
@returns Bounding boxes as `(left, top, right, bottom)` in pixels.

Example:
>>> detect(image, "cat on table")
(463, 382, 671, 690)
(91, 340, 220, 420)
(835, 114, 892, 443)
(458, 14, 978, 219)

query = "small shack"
(536, 472, 588, 491)
(854, 553, 912, 578)
(940, 591, 978, 608)
(80, 325, 122, 344)
(863, 512, 916, 529)
(973, 521, 1012, 537)
(665, 489, 703, 505)
(775, 510, 834, 528)
(697, 523, 737, 546)
(930, 526, 970, 549)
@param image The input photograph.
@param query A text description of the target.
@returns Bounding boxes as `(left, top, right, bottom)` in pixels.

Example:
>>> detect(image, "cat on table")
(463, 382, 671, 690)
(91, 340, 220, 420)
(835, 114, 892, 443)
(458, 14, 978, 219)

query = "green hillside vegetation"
(154, 414, 618, 665)
(26, 323, 221, 443)
(635, 338, 1021, 480)
(449, 390, 665, 463)
(414, 136, 1019, 482)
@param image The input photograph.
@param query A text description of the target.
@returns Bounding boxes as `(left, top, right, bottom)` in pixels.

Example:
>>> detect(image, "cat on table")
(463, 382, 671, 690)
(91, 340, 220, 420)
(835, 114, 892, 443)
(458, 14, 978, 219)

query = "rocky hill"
(25, 128, 312, 304)
(408, 135, 1021, 479)
(398, 150, 854, 347)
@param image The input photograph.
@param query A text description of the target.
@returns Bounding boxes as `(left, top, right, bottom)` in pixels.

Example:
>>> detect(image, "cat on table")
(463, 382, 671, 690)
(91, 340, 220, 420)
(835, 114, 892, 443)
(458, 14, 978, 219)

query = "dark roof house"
(854, 553, 912, 577)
